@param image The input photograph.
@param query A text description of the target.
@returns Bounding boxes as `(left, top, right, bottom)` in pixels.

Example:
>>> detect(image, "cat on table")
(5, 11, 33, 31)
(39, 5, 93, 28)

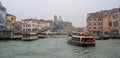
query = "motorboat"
(67, 33, 96, 46)
(22, 32, 38, 41)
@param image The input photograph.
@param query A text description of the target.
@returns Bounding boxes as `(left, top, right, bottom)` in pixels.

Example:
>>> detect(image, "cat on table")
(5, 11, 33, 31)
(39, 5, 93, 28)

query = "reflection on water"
(0, 37, 120, 58)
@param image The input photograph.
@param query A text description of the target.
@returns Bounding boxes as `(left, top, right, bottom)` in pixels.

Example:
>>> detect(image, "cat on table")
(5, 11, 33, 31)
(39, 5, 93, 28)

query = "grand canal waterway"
(0, 37, 120, 58)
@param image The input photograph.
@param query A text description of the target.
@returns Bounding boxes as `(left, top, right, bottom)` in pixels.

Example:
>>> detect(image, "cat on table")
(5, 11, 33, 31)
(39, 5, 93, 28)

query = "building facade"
(87, 11, 105, 37)
(0, 2, 6, 29)
(0, 2, 14, 39)
(6, 14, 16, 30)
(87, 8, 120, 37)
(57, 21, 72, 34)
(14, 21, 22, 31)
(111, 8, 120, 37)
(22, 19, 52, 32)
(53, 15, 72, 34)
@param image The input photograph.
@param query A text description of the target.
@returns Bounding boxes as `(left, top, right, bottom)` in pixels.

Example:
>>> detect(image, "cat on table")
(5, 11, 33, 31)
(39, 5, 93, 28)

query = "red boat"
(67, 33, 96, 46)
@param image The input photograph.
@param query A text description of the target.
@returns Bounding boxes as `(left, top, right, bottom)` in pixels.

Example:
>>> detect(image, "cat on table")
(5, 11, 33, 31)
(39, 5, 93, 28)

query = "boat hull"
(22, 37, 38, 41)
(67, 39, 95, 47)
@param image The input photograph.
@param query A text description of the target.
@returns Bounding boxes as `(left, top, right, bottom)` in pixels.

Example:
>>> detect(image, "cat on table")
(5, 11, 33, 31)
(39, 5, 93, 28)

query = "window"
(109, 22, 112, 26)
(81, 38, 94, 42)
(94, 23, 96, 25)
(28, 29, 31, 31)
(27, 24, 29, 27)
(98, 22, 101, 26)
(11, 17, 14, 21)
(112, 14, 118, 19)
(72, 37, 80, 41)
(94, 27, 96, 29)
(98, 19, 103, 21)
(29, 24, 31, 27)
(89, 23, 91, 25)
(88, 19, 91, 21)
(28, 24, 31, 27)
(89, 27, 91, 29)
(23, 24, 25, 27)
(32, 29, 34, 31)
(33, 24, 34, 27)
(94, 18, 96, 21)
(101, 22, 103, 26)
(98, 27, 100, 29)
(113, 21, 118, 28)
(98, 22, 103, 26)
(23, 29, 25, 31)
(23, 34, 30, 38)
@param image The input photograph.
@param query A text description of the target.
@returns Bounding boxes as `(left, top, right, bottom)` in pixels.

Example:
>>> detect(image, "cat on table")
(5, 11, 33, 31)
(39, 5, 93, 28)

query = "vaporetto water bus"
(67, 33, 96, 47)
(22, 32, 38, 41)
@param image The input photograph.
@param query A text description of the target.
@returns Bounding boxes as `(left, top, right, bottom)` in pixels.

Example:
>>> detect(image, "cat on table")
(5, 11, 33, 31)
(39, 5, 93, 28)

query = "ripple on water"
(0, 38, 120, 58)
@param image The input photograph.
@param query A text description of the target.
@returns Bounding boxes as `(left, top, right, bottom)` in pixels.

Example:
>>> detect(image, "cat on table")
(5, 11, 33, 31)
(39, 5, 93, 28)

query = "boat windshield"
(23, 34, 36, 38)
(72, 37, 80, 41)
(23, 34, 30, 38)
(81, 38, 94, 42)
(14, 32, 22, 35)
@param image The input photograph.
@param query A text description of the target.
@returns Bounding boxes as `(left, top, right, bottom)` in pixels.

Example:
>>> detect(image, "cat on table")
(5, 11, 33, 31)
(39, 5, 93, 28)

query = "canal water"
(0, 37, 120, 58)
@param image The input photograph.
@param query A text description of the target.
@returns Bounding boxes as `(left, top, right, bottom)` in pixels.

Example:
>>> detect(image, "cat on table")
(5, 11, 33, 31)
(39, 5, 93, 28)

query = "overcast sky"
(1, 0, 120, 27)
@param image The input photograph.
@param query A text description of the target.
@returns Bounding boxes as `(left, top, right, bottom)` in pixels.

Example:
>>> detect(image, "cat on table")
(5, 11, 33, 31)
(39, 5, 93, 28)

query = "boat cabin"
(68, 33, 95, 46)
(22, 32, 38, 41)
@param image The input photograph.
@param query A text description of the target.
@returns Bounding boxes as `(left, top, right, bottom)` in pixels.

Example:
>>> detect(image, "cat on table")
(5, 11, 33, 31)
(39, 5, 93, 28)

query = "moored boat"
(37, 33, 47, 38)
(13, 32, 22, 40)
(22, 32, 38, 41)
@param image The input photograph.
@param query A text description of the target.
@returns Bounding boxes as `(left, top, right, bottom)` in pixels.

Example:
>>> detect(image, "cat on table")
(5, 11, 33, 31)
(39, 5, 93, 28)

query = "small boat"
(22, 32, 38, 41)
(13, 32, 22, 40)
(67, 33, 96, 47)
(37, 33, 47, 38)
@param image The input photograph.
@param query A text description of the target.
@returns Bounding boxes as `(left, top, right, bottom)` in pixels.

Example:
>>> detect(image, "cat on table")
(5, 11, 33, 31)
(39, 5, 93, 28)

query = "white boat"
(37, 33, 47, 38)
(22, 32, 38, 41)
(13, 32, 22, 40)
(67, 33, 96, 46)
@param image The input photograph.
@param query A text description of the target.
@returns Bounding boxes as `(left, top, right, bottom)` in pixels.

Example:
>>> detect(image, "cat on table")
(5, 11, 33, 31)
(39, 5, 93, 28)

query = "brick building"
(87, 11, 106, 37)
(111, 8, 120, 37)
(87, 8, 120, 37)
